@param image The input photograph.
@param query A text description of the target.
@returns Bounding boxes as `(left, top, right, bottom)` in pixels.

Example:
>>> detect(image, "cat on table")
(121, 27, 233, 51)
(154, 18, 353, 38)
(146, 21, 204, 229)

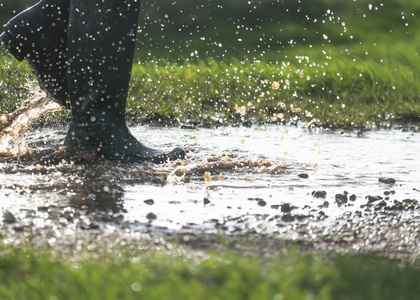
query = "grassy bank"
(128, 52, 420, 128)
(1, 49, 419, 128)
(0, 244, 419, 300)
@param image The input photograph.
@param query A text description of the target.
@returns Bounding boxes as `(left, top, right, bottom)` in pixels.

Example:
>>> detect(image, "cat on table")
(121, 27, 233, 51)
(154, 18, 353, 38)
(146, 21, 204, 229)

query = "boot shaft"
(66, 0, 141, 124)
(2, 0, 70, 61)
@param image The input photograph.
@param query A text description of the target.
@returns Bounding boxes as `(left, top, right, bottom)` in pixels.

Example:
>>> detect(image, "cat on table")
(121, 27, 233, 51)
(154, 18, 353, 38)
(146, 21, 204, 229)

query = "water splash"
(0, 90, 63, 156)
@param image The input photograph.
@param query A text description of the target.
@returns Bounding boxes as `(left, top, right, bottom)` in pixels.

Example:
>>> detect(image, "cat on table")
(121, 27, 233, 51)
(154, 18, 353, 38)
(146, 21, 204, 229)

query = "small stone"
(146, 212, 157, 220)
(298, 173, 309, 179)
(335, 194, 348, 205)
(37, 206, 50, 212)
(13, 225, 25, 232)
(379, 178, 396, 185)
(144, 199, 154, 205)
(312, 190, 327, 198)
(248, 197, 264, 201)
(402, 199, 416, 204)
(281, 214, 295, 222)
(366, 195, 383, 203)
(374, 200, 387, 210)
(318, 201, 329, 208)
(203, 198, 211, 205)
(349, 194, 357, 201)
(281, 203, 292, 213)
(258, 200, 267, 207)
(80, 218, 99, 230)
(3, 210, 16, 224)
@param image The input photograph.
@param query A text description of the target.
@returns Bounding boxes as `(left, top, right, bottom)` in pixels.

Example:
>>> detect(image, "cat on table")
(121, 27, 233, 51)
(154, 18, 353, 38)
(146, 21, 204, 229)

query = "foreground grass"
(0, 244, 419, 300)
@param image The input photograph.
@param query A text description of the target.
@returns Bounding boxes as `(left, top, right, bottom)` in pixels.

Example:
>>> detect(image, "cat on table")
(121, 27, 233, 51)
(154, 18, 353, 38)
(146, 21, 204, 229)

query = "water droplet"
(131, 282, 142, 292)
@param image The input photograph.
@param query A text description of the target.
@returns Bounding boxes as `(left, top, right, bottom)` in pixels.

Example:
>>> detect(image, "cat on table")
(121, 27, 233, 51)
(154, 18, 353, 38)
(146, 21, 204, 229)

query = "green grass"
(0, 244, 419, 300)
(2, 46, 419, 128)
(0, 51, 31, 114)
(127, 51, 420, 127)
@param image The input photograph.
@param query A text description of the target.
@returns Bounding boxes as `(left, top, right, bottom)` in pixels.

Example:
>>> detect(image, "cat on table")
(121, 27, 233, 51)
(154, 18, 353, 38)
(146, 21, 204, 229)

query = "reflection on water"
(0, 124, 419, 235)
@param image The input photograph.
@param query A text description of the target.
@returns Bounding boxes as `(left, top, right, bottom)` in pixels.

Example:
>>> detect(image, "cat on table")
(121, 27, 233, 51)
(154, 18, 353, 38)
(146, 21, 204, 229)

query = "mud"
(0, 120, 419, 259)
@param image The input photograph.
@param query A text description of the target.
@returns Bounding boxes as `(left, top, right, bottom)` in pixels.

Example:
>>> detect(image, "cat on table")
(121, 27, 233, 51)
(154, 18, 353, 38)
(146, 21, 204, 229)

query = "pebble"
(281, 203, 292, 213)
(312, 190, 327, 198)
(318, 201, 329, 208)
(281, 214, 295, 222)
(247, 197, 264, 201)
(258, 200, 267, 207)
(3, 210, 16, 224)
(335, 194, 348, 205)
(366, 195, 384, 203)
(146, 212, 157, 221)
(349, 194, 357, 201)
(374, 200, 387, 210)
(298, 173, 309, 179)
(379, 177, 396, 185)
(144, 199, 155, 205)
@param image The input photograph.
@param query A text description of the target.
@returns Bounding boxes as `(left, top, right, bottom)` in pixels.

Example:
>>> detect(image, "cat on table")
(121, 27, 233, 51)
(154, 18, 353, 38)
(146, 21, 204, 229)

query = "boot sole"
(0, 31, 27, 62)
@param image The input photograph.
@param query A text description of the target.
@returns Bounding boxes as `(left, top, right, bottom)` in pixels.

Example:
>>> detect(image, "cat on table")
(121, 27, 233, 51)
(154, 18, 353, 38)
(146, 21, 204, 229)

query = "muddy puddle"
(0, 122, 419, 257)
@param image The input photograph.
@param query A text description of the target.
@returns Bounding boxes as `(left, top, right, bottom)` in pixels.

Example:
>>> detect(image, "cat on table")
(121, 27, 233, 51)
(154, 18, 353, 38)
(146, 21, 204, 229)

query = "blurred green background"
(2, 0, 420, 62)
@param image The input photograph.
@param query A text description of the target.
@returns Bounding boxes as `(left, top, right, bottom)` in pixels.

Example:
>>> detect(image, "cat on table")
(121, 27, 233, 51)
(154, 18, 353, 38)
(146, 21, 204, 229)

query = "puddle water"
(0, 124, 419, 254)
(125, 126, 420, 232)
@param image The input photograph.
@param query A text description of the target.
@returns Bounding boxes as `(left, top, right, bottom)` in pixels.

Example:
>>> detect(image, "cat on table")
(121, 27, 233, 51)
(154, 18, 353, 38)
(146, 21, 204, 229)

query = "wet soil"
(0, 124, 419, 259)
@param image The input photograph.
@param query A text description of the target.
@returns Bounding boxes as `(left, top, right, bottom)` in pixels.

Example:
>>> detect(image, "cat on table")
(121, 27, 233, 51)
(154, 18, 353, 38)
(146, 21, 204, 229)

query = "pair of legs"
(1, 0, 185, 163)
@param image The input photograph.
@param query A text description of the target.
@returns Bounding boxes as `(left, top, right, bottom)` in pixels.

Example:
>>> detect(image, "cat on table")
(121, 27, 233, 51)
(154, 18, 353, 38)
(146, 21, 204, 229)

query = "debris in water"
(204, 171, 212, 182)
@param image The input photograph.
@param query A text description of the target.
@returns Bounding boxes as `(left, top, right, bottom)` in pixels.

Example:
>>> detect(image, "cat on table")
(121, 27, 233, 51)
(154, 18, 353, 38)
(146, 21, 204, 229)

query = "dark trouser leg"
(64, 0, 185, 163)
(1, 0, 70, 107)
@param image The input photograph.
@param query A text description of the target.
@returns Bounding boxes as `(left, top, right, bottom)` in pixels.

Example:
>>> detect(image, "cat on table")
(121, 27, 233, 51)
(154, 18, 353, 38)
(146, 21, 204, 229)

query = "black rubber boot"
(0, 0, 70, 107)
(64, 0, 185, 163)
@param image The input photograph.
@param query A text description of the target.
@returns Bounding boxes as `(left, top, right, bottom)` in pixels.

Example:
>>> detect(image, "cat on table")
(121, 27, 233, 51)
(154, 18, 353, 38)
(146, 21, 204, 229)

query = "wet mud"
(0, 118, 419, 259)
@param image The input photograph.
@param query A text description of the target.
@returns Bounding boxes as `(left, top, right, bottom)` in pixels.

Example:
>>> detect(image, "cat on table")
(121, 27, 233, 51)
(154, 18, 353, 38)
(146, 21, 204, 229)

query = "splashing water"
(0, 90, 63, 156)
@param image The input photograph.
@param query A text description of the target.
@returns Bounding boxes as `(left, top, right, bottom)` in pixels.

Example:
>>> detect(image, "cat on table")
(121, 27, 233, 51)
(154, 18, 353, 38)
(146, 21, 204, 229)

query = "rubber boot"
(64, 0, 185, 163)
(0, 0, 70, 107)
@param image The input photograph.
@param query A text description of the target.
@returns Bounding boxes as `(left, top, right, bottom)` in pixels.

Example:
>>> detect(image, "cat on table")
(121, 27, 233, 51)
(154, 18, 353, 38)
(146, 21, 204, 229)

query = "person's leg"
(1, 0, 70, 107)
(64, 0, 185, 163)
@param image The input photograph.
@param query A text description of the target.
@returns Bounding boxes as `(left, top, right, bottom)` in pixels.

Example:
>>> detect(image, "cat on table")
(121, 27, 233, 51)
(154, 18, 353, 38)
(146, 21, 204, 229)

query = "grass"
(0, 243, 419, 300)
(2, 47, 419, 128)
(127, 51, 420, 127)
(0, 52, 31, 114)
